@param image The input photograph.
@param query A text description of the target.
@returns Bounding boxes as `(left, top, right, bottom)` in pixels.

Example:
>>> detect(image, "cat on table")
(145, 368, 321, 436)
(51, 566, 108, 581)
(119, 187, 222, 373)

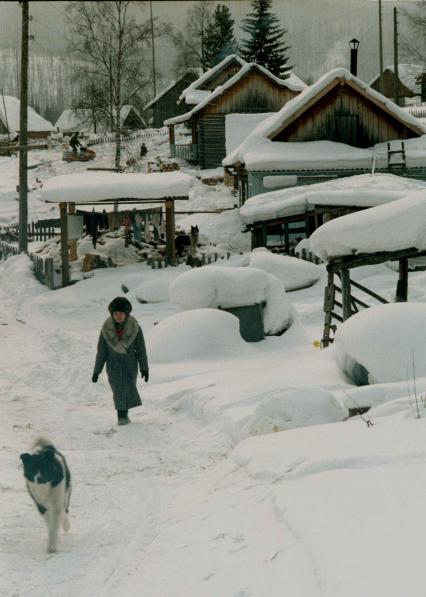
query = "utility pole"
(393, 7, 400, 106)
(150, 0, 156, 97)
(19, 0, 29, 253)
(378, 0, 384, 94)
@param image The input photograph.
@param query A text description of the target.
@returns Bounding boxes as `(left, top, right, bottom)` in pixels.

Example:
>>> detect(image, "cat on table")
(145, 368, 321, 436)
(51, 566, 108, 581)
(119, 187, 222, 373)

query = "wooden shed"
(144, 71, 200, 128)
(42, 172, 192, 287)
(223, 68, 426, 203)
(165, 63, 306, 169)
(369, 64, 425, 105)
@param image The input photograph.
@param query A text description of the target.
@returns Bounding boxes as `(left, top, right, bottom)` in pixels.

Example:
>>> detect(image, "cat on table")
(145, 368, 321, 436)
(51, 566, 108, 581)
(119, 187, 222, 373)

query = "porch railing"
(170, 143, 198, 163)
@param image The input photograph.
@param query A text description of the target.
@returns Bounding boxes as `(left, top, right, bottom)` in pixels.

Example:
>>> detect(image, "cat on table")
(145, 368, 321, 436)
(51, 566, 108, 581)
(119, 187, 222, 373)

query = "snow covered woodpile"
(146, 308, 254, 362)
(333, 303, 426, 385)
(309, 189, 426, 262)
(0, 95, 54, 138)
(169, 266, 293, 336)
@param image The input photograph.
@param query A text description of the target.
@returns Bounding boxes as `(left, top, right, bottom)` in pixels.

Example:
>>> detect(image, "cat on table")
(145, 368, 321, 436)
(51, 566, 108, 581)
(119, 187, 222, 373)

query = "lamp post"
(349, 38, 360, 77)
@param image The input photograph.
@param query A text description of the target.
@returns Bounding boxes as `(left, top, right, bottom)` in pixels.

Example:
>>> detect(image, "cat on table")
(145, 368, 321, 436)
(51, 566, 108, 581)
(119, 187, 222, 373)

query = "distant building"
(55, 105, 146, 135)
(369, 64, 425, 105)
(0, 95, 54, 139)
(144, 71, 201, 128)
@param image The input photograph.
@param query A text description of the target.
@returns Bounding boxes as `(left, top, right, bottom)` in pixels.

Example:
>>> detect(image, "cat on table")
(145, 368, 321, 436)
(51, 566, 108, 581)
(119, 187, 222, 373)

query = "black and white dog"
(20, 437, 71, 553)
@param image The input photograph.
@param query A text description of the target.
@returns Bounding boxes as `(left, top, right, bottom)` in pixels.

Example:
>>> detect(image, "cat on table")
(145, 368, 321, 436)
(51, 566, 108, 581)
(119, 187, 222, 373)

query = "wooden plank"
(59, 202, 70, 287)
(350, 279, 389, 304)
(341, 268, 352, 320)
(395, 257, 408, 302)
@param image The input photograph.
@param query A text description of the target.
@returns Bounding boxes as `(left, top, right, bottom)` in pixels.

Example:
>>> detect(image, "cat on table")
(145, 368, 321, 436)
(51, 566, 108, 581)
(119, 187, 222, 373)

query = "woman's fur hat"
(108, 296, 132, 316)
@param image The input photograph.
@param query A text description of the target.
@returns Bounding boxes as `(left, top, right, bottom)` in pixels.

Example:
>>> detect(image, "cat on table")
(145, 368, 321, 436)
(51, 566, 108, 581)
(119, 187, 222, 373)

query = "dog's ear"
(20, 453, 30, 463)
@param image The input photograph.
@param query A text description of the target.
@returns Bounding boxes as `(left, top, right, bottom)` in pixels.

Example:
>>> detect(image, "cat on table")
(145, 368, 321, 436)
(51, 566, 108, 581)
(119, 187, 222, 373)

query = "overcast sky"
(0, 0, 421, 84)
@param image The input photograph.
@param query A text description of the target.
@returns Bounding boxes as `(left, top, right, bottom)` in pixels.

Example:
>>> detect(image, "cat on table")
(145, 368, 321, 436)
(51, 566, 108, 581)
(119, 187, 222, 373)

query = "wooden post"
(165, 199, 176, 265)
(284, 221, 289, 254)
(68, 202, 78, 262)
(168, 125, 175, 146)
(395, 257, 408, 302)
(60, 202, 70, 287)
(341, 268, 352, 320)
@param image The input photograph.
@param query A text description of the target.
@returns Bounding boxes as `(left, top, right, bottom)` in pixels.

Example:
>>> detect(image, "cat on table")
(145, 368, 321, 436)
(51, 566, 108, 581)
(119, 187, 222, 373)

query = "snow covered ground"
(3, 133, 426, 596)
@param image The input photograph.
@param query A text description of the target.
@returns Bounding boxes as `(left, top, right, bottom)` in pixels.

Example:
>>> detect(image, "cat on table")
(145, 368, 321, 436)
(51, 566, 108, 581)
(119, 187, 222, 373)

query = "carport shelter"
(43, 171, 191, 286)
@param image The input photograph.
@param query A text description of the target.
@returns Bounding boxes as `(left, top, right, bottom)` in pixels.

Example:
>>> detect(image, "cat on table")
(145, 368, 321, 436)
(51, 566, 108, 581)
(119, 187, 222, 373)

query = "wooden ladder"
(387, 141, 406, 169)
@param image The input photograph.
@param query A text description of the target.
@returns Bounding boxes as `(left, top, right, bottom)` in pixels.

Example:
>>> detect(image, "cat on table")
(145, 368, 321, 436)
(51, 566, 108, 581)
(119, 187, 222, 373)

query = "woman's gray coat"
(93, 315, 148, 410)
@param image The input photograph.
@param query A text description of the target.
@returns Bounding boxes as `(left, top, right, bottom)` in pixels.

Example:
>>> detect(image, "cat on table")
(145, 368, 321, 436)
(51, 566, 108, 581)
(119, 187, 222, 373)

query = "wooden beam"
(59, 202, 70, 287)
(328, 247, 425, 271)
(68, 202, 77, 262)
(341, 268, 352, 320)
(395, 257, 408, 302)
(165, 199, 176, 265)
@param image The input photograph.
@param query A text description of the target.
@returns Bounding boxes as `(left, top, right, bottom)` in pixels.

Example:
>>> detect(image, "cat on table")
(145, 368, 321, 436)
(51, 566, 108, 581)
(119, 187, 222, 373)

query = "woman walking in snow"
(92, 297, 149, 425)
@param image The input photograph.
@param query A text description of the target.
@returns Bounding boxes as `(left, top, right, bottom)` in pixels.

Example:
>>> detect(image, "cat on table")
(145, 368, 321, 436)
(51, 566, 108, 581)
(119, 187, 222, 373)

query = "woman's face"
(112, 311, 127, 323)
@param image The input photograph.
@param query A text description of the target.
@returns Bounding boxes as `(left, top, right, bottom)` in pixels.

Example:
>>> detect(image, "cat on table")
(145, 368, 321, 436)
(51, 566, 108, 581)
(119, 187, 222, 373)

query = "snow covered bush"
(333, 303, 426, 384)
(169, 266, 294, 335)
(146, 308, 254, 362)
(249, 248, 321, 291)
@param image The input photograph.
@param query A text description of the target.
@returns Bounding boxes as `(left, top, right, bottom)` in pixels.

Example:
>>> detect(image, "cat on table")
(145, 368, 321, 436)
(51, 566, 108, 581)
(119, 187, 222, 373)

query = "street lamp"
(349, 38, 360, 77)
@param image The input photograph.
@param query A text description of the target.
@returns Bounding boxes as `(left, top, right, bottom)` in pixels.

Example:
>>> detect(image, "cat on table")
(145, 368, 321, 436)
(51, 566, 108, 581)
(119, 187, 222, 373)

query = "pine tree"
(240, 0, 293, 78)
(204, 5, 237, 69)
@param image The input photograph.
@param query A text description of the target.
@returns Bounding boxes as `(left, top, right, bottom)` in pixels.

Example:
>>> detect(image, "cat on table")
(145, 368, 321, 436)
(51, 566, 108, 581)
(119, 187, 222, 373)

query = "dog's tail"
(32, 437, 55, 450)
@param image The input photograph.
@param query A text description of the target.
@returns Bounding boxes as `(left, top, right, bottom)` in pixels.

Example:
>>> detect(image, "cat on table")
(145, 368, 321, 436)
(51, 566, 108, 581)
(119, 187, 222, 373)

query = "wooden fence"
(0, 219, 59, 243)
(149, 251, 241, 269)
(0, 240, 58, 289)
(405, 103, 426, 119)
(87, 128, 168, 147)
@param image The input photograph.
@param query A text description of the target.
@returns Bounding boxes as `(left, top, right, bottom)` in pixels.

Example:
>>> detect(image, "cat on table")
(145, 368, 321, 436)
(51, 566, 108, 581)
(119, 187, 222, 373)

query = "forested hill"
(0, 49, 77, 124)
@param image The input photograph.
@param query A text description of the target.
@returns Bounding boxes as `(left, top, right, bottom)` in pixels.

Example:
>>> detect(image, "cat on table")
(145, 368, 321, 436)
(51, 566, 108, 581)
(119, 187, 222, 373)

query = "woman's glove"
(141, 370, 149, 382)
(92, 373, 99, 383)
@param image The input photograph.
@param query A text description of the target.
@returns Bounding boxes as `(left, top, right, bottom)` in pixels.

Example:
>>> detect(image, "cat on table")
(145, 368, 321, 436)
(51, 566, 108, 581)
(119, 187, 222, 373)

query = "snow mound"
(333, 303, 426, 384)
(249, 249, 321, 291)
(135, 279, 170, 303)
(0, 254, 47, 305)
(169, 266, 293, 334)
(146, 308, 253, 362)
(241, 386, 347, 439)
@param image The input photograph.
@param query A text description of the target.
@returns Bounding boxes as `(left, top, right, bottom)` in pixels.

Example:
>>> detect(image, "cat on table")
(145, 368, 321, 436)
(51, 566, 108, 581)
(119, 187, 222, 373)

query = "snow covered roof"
(369, 64, 424, 95)
(42, 172, 192, 204)
(55, 105, 145, 133)
(240, 173, 426, 225)
(54, 109, 92, 133)
(178, 54, 247, 104)
(0, 95, 54, 133)
(165, 63, 306, 126)
(310, 189, 426, 261)
(223, 68, 426, 168)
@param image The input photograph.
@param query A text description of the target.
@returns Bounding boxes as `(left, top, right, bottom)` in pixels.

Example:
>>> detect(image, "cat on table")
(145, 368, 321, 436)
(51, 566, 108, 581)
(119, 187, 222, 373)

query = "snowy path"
(0, 262, 231, 597)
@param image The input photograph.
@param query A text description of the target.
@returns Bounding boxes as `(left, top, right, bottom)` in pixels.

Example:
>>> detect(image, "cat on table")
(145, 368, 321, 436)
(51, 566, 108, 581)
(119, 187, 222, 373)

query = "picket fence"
(0, 241, 58, 289)
(86, 128, 168, 147)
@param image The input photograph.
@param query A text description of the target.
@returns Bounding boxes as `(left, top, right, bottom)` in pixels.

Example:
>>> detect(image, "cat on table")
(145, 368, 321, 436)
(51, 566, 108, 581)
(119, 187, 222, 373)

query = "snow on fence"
(405, 103, 426, 119)
(149, 251, 242, 269)
(87, 128, 168, 147)
(0, 240, 58, 289)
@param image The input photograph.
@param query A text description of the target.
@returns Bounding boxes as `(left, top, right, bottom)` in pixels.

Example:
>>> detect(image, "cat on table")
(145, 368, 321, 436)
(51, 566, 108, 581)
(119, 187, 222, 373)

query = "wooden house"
(223, 68, 426, 204)
(165, 63, 306, 169)
(0, 95, 54, 139)
(178, 54, 247, 107)
(369, 64, 425, 105)
(144, 71, 200, 128)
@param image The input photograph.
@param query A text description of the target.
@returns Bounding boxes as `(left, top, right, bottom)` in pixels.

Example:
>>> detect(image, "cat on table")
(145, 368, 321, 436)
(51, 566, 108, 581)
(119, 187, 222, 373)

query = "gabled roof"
(55, 105, 145, 132)
(0, 95, 54, 133)
(223, 68, 426, 168)
(178, 54, 247, 104)
(369, 64, 424, 95)
(144, 71, 201, 110)
(165, 63, 307, 126)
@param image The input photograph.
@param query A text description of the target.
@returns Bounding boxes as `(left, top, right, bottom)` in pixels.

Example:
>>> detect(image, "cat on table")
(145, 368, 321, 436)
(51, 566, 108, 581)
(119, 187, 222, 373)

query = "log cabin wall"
(197, 72, 300, 168)
(273, 84, 420, 147)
